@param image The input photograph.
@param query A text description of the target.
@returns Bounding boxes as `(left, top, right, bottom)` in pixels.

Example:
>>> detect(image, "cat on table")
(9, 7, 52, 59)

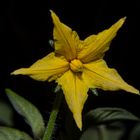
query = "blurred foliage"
(5, 89, 45, 139)
(0, 99, 14, 126)
(1, 90, 140, 140)
(0, 127, 32, 140)
(80, 107, 140, 140)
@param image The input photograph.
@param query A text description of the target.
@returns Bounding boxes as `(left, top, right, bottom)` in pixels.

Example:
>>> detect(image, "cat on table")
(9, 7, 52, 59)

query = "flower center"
(70, 59, 83, 72)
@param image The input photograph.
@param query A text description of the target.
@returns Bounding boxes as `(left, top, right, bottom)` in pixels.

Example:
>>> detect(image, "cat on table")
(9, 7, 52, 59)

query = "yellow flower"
(12, 11, 139, 130)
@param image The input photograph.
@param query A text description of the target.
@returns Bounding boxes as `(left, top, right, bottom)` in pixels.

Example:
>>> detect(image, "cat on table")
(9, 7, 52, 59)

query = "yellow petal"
(57, 70, 88, 130)
(84, 34, 96, 45)
(82, 59, 139, 94)
(78, 17, 126, 63)
(51, 11, 80, 61)
(12, 52, 69, 81)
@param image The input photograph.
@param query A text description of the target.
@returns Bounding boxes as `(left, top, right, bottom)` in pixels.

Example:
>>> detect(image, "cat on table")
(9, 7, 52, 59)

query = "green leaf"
(83, 107, 140, 129)
(128, 123, 140, 140)
(0, 127, 32, 140)
(5, 89, 45, 138)
(0, 99, 14, 126)
(81, 108, 140, 140)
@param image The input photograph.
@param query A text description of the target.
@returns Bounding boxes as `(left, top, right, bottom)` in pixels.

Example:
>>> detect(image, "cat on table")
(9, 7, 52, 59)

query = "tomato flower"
(12, 11, 139, 130)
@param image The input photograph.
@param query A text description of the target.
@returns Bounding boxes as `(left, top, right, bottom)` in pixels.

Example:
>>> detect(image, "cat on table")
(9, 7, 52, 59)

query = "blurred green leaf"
(84, 107, 139, 128)
(128, 123, 140, 140)
(0, 127, 32, 140)
(81, 108, 140, 140)
(0, 99, 14, 126)
(5, 89, 45, 138)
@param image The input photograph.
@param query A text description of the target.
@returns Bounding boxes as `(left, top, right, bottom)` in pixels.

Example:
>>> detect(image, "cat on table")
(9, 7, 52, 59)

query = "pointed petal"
(57, 70, 88, 129)
(12, 53, 69, 81)
(83, 34, 97, 45)
(82, 59, 139, 94)
(51, 11, 80, 61)
(78, 17, 126, 63)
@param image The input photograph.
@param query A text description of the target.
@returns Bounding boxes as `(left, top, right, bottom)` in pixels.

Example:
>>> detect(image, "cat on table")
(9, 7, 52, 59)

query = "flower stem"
(42, 91, 63, 140)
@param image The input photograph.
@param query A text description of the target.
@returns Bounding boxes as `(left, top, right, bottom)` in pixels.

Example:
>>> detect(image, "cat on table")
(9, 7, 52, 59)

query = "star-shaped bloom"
(12, 11, 139, 130)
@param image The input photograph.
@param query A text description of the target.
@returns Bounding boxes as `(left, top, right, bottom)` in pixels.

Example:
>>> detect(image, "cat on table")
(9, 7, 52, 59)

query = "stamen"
(70, 59, 83, 72)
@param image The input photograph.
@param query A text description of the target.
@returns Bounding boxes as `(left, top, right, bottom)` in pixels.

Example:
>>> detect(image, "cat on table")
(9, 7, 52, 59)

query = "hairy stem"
(42, 91, 63, 140)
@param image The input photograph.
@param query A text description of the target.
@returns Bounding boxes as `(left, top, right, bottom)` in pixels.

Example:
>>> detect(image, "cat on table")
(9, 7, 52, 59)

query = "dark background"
(1, 0, 140, 134)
